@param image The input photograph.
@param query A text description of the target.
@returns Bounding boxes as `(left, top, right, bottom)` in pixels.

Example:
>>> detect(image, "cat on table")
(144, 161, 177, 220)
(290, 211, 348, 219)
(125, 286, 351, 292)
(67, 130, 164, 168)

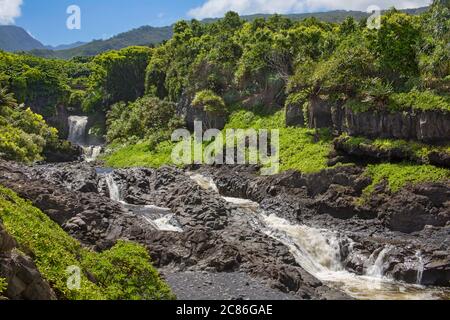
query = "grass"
(0, 185, 175, 300)
(103, 140, 175, 168)
(104, 107, 334, 174)
(339, 134, 450, 163)
(225, 109, 333, 173)
(363, 163, 450, 196)
(104, 106, 449, 197)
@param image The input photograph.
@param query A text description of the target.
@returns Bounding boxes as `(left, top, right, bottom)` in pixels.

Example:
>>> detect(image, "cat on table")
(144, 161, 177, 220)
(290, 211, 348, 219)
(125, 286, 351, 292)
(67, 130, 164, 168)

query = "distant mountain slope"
(31, 25, 173, 59)
(0, 26, 46, 51)
(29, 6, 429, 59)
(45, 41, 87, 51)
(203, 7, 429, 23)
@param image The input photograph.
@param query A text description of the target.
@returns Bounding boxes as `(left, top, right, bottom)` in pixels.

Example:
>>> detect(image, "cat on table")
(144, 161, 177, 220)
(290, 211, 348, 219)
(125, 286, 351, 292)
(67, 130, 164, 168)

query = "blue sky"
(2, 0, 431, 46)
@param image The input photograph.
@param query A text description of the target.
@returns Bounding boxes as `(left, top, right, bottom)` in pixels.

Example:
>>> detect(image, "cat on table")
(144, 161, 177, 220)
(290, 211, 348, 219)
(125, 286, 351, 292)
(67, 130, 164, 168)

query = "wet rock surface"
(0, 160, 449, 299)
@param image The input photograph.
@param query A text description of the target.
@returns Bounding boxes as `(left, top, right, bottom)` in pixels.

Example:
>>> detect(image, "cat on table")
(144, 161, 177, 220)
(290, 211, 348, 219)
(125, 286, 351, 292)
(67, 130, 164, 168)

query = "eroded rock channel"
(0, 160, 449, 300)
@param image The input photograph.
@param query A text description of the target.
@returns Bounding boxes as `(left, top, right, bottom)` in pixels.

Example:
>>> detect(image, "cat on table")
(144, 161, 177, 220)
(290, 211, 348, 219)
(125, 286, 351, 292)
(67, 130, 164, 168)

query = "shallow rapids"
(188, 172, 450, 300)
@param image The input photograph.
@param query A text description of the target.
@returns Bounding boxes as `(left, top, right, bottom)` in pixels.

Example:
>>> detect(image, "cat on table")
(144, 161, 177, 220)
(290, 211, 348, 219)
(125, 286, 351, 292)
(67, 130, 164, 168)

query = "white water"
(416, 251, 424, 285)
(105, 173, 122, 202)
(186, 172, 219, 193)
(82, 146, 102, 163)
(68, 116, 88, 145)
(103, 173, 182, 233)
(189, 172, 449, 300)
(67, 116, 102, 162)
(365, 246, 393, 278)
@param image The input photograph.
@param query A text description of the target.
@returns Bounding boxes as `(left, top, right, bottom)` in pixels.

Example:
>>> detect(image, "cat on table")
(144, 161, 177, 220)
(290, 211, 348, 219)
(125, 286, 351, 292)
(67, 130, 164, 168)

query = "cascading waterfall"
(365, 246, 393, 278)
(105, 173, 122, 202)
(103, 172, 182, 232)
(67, 116, 102, 162)
(188, 172, 448, 300)
(68, 116, 88, 145)
(415, 251, 424, 285)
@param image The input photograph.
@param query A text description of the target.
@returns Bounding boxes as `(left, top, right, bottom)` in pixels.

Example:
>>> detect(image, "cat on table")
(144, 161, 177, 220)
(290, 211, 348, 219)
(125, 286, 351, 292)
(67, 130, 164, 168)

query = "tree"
(90, 46, 152, 108)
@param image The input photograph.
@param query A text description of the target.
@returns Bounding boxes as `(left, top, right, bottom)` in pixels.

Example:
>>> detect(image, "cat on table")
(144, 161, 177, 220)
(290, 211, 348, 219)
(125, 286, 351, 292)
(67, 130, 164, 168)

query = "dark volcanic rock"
(285, 103, 304, 127)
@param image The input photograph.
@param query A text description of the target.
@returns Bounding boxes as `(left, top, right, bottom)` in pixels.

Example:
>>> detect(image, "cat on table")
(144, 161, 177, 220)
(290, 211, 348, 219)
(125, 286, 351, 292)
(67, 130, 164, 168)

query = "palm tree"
(0, 86, 18, 109)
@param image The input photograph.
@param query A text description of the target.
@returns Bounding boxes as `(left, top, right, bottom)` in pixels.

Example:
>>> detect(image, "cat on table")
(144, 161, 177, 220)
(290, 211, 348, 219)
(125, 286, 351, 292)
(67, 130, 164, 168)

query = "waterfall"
(103, 173, 182, 233)
(82, 146, 102, 163)
(366, 246, 393, 278)
(68, 116, 88, 145)
(105, 173, 122, 202)
(67, 116, 102, 162)
(416, 251, 424, 285)
(189, 172, 447, 300)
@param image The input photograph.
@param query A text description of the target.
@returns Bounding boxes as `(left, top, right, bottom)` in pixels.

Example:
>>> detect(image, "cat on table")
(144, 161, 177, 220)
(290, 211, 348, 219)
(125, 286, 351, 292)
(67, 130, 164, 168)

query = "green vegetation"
(0, 51, 92, 118)
(0, 277, 6, 294)
(339, 134, 450, 163)
(0, 86, 63, 163)
(390, 90, 450, 113)
(192, 90, 227, 114)
(30, 26, 173, 60)
(106, 96, 182, 145)
(0, 185, 175, 300)
(85, 46, 152, 111)
(363, 163, 450, 196)
(226, 109, 333, 173)
(105, 107, 333, 173)
(104, 141, 175, 168)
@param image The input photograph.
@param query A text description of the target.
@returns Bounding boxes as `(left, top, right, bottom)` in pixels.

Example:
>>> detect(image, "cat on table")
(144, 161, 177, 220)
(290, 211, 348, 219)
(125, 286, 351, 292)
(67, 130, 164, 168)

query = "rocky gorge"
(0, 159, 449, 300)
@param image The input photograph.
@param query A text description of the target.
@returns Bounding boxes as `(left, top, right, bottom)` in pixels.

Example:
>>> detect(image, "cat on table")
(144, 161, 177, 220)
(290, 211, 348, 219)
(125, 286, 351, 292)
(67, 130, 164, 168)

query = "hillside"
(31, 25, 173, 59)
(0, 26, 45, 51)
(45, 41, 87, 51)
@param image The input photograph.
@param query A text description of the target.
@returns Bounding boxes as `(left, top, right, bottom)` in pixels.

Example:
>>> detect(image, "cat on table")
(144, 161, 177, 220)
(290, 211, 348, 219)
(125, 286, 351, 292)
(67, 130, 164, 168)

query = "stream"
(185, 173, 450, 300)
(66, 117, 449, 300)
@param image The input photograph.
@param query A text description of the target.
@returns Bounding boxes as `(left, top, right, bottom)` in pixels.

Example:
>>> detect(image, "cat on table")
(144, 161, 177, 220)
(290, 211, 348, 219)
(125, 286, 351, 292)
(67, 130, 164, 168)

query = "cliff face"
(287, 97, 450, 144)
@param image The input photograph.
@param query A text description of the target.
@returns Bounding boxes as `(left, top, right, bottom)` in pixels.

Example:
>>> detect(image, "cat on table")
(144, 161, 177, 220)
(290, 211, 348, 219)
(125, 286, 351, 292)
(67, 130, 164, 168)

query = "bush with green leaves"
(106, 95, 183, 145)
(0, 185, 175, 300)
(0, 87, 60, 163)
(363, 162, 450, 197)
(0, 277, 6, 294)
(192, 90, 227, 114)
(87, 46, 152, 110)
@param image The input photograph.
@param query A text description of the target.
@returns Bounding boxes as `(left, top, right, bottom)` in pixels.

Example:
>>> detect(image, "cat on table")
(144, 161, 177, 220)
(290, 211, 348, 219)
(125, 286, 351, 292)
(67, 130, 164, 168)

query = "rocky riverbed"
(0, 160, 449, 300)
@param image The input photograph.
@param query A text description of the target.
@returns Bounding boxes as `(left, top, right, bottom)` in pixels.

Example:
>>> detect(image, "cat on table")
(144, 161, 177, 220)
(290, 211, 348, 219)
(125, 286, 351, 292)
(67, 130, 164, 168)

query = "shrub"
(390, 89, 450, 112)
(192, 90, 227, 114)
(0, 277, 6, 294)
(363, 162, 450, 196)
(106, 96, 183, 145)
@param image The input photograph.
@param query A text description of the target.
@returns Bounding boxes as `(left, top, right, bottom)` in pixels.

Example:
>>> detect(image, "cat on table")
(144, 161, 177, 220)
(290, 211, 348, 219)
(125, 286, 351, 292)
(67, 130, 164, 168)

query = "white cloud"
(0, 0, 23, 25)
(188, 0, 431, 19)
